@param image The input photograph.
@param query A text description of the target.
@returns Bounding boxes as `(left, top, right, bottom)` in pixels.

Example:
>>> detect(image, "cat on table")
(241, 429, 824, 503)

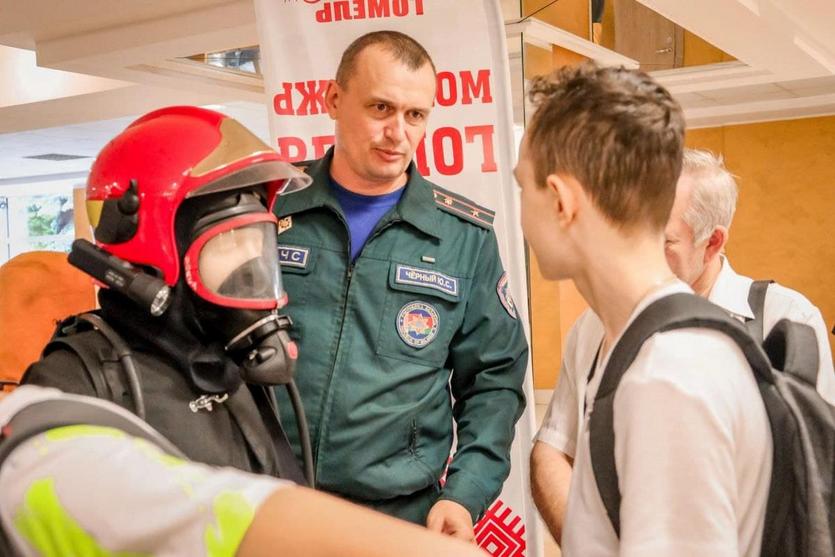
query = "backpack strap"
(224, 384, 306, 485)
(746, 280, 773, 344)
(0, 397, 186, 555)
(43, 313, 145, 419)
(589, 293, 773, 537)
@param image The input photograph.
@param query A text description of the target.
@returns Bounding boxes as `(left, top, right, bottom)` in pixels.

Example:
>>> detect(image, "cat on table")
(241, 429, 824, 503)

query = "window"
(0, 180, 81, 265)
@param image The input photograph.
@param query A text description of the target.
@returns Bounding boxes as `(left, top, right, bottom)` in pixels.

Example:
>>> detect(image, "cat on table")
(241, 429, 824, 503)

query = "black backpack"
(29, 312, 308, 485)
(589, 292, 835, 557)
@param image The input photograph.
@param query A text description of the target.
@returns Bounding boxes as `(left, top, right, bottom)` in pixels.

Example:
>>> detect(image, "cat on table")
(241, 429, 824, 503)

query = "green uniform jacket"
(273, 149, 528, 523)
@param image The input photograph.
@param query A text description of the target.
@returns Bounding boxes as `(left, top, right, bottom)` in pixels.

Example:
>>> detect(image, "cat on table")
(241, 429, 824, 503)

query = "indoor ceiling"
(0, 0, 834, 180)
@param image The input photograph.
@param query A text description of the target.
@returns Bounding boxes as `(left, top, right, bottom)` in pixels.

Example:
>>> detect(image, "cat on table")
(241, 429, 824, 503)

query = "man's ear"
(703, 225, 728, 263)
(324, 80, 340, 120)
(545, 173, 579, 227)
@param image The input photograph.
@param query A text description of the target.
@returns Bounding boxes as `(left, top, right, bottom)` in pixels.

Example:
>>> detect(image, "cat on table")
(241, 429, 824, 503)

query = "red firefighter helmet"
(85, 106, 310, 288)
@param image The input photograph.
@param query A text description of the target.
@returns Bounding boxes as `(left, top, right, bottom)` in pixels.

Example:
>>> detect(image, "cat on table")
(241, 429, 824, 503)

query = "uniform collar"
(276, 148, 441, 239)
(274, 150, 342, 218)
(707, 256, 755, 320)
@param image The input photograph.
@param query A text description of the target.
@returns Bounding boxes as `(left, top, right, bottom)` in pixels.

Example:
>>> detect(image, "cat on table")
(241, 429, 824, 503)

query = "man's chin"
(367, 164, 409, 183)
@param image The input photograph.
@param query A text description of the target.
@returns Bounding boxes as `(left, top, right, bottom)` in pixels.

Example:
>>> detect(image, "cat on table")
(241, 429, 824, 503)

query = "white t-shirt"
(548, 283, 772, 556)
(0, 386, 289, 557)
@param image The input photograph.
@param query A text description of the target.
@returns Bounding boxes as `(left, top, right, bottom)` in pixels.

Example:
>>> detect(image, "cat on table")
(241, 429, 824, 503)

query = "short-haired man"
(531, 147, 835, 547)
(273, 31, 528, 540)
(518, 63, 771, 555)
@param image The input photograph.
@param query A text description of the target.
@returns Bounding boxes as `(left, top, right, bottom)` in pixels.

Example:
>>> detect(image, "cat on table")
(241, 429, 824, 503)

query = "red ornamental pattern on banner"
(475, 500, 527, 557)
(440, 456, 526, 556)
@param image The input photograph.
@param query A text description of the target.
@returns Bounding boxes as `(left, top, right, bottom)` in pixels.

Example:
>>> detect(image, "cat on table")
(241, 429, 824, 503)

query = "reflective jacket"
(274, 150, 528, 522)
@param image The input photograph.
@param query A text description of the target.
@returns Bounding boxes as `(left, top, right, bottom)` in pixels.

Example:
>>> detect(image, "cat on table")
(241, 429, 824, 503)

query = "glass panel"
(523, 0, 591, 41)
(1, 193, 75, 264)
(501, 0, 522, 20)
(591, 0, 734, 71)
(0, 197, 9, 263)
(186, 47, 261, 75)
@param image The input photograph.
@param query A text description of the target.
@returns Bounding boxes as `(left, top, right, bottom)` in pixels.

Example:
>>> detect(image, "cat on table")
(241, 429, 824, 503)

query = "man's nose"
(385, 114, 407, 143)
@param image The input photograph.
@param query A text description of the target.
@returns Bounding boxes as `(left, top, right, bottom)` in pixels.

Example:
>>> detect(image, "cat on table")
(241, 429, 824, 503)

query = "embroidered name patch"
(395, 265, 458, 297)
(497, 272, 518, 319)
(397, 301, 440, 348)
(278, 246, 309, 268)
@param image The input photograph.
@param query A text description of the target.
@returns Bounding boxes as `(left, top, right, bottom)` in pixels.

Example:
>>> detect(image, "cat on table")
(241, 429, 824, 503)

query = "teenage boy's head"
(514, 62, 685, 279)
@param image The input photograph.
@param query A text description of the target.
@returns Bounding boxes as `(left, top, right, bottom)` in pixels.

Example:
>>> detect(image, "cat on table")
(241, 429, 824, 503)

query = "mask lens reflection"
(197, 221, 281, 302)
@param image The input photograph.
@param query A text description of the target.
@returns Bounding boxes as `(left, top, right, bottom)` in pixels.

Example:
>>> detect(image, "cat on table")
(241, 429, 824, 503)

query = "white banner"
(254, 1, 540, 555)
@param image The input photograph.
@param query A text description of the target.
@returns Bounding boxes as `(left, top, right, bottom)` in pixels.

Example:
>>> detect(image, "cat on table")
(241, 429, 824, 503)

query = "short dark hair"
(335, 30, 436, 88)
(527, 62, 685, 231)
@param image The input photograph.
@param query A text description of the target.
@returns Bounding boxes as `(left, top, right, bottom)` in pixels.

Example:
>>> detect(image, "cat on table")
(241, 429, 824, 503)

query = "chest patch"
(397, 301, 440, 348)
(497, 272, 518, 319)
(278, 245, 309, 268)
(395, 265, 458, 297)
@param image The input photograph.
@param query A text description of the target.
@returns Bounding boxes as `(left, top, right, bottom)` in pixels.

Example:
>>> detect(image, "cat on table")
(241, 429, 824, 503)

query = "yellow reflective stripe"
(13, 478, 148, 557)
(204, 491, 256, 557)
(44, 425, 125, 442)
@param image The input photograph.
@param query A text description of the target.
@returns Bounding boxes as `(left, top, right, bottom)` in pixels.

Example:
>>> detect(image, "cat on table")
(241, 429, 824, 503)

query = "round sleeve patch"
(497, 272, 518, 319)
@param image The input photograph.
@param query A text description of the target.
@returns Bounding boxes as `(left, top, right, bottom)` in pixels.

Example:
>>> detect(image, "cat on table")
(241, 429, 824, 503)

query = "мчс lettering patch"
(397, 301, 440, 348)
(278, 245, 309, 268)
(395, 265, 458, 297)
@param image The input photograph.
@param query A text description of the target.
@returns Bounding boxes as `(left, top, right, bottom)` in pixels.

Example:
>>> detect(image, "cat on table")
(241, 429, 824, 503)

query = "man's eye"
(374, 103, 389, 112)
(409, 111, 424, 121)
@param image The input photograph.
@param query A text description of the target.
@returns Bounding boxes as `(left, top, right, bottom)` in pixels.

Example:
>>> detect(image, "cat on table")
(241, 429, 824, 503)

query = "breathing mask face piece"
(184, 213, 286, 310)
(183, 209, 297, 386)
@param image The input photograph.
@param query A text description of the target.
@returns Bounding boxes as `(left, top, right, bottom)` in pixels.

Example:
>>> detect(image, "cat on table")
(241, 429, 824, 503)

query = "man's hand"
(426, 499, 476, 543)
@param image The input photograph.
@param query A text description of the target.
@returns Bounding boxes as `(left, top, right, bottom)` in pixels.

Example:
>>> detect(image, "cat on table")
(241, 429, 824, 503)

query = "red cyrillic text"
(316, 0, 424, 22)
(272, 80, 329, 117)
(276, 135, 336, 162)
(415, 124, 498, 177)
(437, 70, 493, 107)
(276, 125, 496, 177)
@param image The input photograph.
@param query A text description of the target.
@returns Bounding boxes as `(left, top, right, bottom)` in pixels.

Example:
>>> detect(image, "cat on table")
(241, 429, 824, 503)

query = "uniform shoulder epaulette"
(432, 186, 495, 229)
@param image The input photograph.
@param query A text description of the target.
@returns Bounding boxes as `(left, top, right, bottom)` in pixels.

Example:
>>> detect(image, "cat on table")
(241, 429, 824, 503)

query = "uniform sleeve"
(535, 323, 581, 458)
(440, 231, 529, 521)
(21, 350, 98, 397)
(0, 425, 288, 557)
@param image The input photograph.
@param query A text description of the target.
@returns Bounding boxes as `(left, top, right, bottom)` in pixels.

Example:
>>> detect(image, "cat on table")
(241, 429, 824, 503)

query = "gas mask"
(182, 192, 298, 386)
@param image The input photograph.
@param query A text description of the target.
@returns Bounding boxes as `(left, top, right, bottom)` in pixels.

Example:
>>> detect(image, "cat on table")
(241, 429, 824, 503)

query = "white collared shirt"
(709, 257, 835, 404)
(556, 283, 771, 557)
